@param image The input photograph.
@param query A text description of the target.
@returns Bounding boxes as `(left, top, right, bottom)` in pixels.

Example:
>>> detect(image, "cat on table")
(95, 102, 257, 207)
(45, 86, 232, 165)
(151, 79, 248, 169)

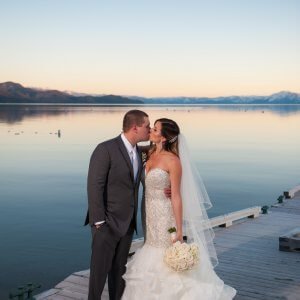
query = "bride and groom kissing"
(85, 110, 236, 300)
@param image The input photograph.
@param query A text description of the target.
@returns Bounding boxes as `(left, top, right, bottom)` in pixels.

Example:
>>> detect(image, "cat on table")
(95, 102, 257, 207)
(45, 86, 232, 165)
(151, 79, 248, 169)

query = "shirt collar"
(121, 133, 136, 154)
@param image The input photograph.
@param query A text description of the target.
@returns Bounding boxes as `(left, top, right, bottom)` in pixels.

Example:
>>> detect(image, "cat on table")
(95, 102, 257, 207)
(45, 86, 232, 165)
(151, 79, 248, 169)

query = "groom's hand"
(164, 187, 172, 199)
(94, 221, 105, 229)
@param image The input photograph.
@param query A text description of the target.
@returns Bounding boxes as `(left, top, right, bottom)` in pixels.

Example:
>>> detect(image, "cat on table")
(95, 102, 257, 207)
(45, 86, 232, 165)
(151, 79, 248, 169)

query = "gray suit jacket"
(85, 135, 143, 237)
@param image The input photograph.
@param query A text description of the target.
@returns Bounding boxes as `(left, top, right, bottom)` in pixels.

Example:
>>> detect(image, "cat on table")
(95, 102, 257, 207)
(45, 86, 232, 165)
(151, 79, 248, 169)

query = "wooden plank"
(216, 265, 300, 287)
(219, 276, 299, 299)
(35, 193, 300, 300)
(46, 295, 74, 300)
(35, 289, 60, 299)
(60, 275, 89, 288)
(56, 282, 88, 294)
(217, 269, 299, 288)
(73, 270, 89, 278)
(223, 282, 299, 300)
(55, 289, 87, 300)
(233, 286, 290, 300)
(216, 255, 300, 272)
(218, 261, 300, 278)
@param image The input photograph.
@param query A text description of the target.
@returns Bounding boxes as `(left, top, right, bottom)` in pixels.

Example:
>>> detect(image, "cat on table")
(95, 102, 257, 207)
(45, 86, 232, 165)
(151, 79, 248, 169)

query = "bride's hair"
(149, 118, 180, 157)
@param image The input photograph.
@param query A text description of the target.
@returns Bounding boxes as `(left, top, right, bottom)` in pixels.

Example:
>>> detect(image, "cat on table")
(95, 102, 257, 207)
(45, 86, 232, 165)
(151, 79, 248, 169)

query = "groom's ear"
(132, 125, 138, 133)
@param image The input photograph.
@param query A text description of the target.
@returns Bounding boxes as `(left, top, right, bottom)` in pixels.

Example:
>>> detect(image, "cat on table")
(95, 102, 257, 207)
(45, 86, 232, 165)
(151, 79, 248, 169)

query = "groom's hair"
(123, 110, 148, 132)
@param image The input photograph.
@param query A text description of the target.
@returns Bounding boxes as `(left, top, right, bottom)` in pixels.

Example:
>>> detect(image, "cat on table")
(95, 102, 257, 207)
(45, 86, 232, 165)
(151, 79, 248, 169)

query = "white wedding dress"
(122, 168, 236, 299)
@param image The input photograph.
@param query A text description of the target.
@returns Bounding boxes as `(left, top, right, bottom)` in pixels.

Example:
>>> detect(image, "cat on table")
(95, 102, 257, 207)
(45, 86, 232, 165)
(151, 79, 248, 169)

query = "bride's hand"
(173, 231, 183, 243)
(164, 187, 172, 198)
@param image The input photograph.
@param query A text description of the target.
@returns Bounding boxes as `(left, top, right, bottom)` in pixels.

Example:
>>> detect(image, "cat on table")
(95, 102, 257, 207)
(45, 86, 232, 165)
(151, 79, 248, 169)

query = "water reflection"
(1, 104, 300, 124)
(0, 104, 299, 298)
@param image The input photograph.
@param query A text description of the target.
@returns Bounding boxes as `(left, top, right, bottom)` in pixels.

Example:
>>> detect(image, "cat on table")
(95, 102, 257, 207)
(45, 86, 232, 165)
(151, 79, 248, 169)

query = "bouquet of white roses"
(164, 241, 200, 272)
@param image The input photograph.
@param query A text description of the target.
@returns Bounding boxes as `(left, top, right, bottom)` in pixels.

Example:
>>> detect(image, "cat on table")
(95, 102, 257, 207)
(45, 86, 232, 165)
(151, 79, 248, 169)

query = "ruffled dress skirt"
(122, 243, 236, 300)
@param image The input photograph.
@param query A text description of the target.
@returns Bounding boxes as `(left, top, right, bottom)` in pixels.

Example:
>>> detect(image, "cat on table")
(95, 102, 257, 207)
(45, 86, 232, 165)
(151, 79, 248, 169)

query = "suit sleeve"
(87, 144, 110, 225)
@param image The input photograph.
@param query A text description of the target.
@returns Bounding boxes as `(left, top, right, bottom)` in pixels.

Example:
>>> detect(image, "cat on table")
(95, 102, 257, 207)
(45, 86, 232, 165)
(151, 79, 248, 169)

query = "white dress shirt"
(121, 133, 138, 180)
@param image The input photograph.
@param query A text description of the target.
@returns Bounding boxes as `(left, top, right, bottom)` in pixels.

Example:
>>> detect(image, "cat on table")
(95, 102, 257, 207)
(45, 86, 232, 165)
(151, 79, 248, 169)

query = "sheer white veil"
(178, 134, 218, 267)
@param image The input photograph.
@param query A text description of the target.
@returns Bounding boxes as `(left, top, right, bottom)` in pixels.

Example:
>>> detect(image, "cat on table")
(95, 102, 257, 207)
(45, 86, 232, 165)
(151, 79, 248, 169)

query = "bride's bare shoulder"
(164, 152, 181, 168)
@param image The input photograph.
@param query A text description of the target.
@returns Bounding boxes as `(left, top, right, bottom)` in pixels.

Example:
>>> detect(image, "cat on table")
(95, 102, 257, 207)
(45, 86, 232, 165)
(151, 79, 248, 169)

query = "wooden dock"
(36, 190, 300, 300)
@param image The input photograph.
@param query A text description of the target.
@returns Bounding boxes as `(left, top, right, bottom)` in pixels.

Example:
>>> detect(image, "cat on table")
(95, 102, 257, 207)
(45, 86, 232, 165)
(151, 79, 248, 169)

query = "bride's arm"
(169, 157, 183, 242)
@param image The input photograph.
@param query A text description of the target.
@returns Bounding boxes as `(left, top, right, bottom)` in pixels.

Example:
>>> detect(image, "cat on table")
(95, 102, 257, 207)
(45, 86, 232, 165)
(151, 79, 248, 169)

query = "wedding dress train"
(122, 168, 236, 299)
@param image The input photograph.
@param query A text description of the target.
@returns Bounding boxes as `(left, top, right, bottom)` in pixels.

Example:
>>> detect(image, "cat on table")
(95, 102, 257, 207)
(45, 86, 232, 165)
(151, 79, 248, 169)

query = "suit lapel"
(116, 135, 134, 182)
(136, 146, 144, 186)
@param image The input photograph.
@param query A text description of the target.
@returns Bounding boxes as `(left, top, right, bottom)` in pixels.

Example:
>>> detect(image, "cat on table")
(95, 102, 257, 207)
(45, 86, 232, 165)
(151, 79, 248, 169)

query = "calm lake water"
(0, 104, 299, 297)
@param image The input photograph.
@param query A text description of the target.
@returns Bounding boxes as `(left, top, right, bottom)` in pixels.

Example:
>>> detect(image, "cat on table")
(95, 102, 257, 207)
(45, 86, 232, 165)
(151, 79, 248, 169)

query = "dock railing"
(289, 185, 300, 198)
(130, 206, 262, 254)
(210, 206, 261, 228)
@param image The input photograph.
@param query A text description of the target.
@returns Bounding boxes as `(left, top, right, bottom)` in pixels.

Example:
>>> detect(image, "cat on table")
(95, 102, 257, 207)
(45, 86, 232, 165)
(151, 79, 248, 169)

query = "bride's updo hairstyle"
(150, 118, 180, 156)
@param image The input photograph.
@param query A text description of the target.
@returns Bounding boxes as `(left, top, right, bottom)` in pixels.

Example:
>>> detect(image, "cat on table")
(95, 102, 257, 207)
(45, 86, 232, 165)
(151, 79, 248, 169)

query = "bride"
(122, 118, 236, 299)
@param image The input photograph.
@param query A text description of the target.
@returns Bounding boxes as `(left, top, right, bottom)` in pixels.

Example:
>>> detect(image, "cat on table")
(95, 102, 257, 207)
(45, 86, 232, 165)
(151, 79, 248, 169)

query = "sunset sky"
(1, 0, 299, 97)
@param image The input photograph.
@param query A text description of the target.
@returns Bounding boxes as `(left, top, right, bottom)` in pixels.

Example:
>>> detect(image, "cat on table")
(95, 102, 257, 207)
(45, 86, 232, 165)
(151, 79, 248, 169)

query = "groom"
(85, 110, 150, 300)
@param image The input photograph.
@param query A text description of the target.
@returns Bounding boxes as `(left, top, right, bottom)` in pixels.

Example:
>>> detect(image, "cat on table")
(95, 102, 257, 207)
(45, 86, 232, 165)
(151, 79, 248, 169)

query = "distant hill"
(1, 82, 299, 104)
(0, 82, 143, 104)
(143, 91, 300, 104)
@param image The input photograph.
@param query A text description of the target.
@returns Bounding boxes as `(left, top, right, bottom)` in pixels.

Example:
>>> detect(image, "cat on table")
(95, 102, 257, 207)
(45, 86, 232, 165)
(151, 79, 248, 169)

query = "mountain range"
(0, 82, 142, 104)
(1, 82, 300, 104)
(142, 92, 300, 104)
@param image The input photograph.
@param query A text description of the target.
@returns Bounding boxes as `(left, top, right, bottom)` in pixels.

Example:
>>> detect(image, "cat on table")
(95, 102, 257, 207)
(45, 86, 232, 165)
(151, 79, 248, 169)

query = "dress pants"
(88, 222, 134, 300)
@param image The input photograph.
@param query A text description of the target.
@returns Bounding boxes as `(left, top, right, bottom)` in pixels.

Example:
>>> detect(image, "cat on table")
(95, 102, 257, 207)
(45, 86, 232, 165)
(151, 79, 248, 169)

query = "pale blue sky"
(1, 0, 299, 97)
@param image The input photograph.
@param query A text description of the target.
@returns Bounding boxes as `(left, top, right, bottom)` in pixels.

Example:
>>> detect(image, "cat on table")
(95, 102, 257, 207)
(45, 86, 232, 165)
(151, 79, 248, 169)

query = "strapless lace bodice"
(123, 171, 237, 300)
(145, 168, 176, 248)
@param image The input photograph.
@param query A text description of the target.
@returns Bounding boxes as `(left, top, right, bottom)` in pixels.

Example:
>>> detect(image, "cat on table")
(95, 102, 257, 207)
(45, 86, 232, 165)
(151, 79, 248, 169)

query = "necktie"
(130, 150, 138, 181)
